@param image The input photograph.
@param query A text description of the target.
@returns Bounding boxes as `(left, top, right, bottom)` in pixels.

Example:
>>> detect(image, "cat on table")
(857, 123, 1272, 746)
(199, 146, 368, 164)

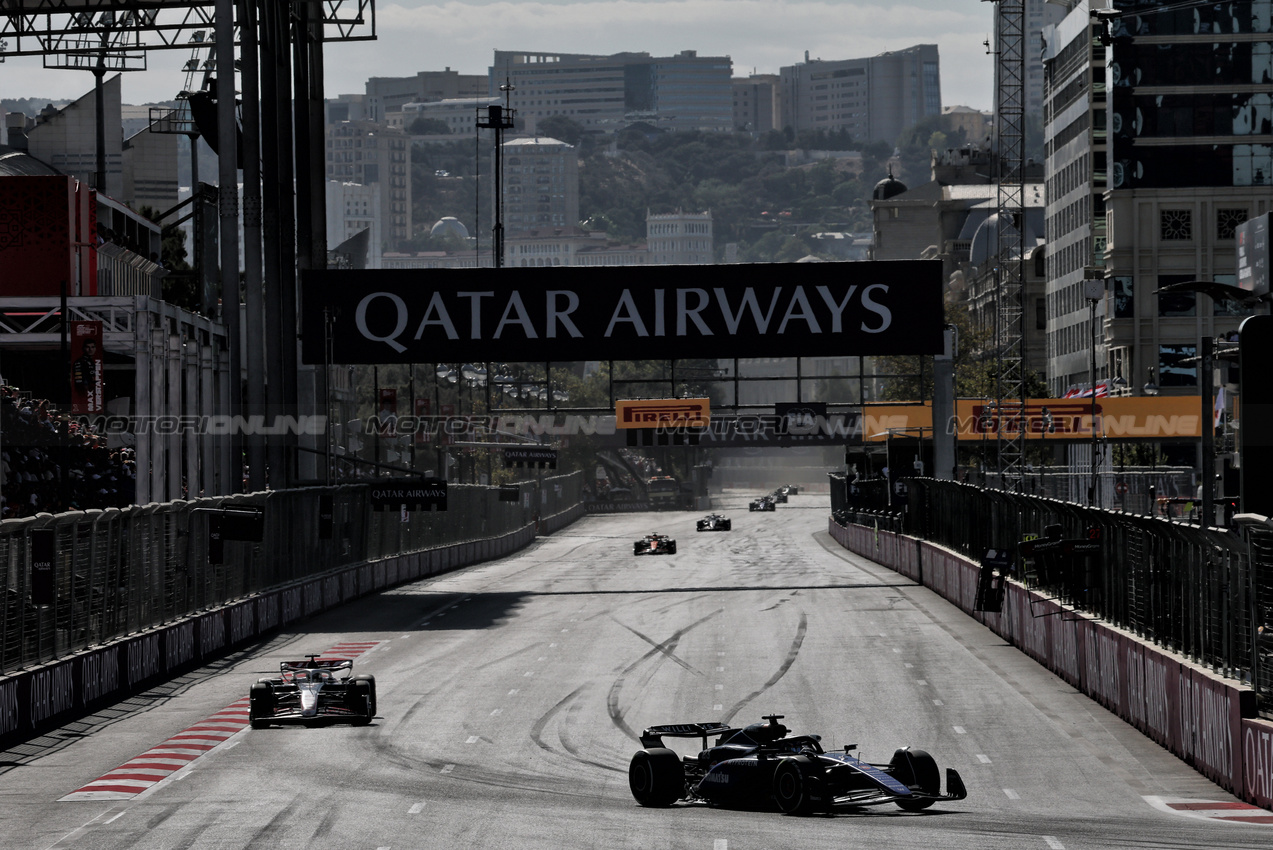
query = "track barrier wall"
(0, 473, 583, 749)
(829, 517, 1273, 811)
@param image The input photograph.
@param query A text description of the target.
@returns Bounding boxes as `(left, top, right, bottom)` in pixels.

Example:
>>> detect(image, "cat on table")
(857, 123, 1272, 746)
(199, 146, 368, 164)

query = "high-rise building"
(994, 0, 1068, 117)
(27, 74, 123, 198)
(502, 136, 579, 241)
(733, 74, 780, 134)
(1041, 1, 1109, 396)
(490, 50, 733, 134)
(363, 69, 488, 122)
(324, 121, 412, 247)
(1043, 0, 1272, 397)
(779, 45, 941, 143)
(326, 180, 382, 268)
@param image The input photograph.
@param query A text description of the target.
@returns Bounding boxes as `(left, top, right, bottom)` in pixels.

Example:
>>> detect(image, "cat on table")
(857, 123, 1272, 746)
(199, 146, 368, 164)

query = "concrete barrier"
(0, 514, 570, 750)
(830, 517, 1267, 808)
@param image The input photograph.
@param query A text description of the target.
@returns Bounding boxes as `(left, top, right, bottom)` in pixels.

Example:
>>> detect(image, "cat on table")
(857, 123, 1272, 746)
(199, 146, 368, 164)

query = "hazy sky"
(4, 1, 997, 112)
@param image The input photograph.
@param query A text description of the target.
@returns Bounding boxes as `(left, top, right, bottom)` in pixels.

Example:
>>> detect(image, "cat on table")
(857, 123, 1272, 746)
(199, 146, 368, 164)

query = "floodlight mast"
(985, 0, 1027, 489)
(476, 80, 517, 268)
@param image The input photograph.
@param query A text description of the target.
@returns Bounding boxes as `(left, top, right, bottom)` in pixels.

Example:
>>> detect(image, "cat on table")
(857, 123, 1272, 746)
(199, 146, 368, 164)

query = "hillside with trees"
(408, 119, 932, 260)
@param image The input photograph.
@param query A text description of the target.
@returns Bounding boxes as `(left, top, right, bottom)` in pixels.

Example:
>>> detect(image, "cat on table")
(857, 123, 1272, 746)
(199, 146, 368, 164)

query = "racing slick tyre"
(889, 747, 940, 811)
(772, 756, 827, 815)
(629, 748, 684, 807)
(722, 521, 732, 531)
(353, 674, 377, 717)
(667, 541, 677, 554)
(634, 542, 644, 555)
(348, 680, 374, 726)
(249, 683, 274, 729)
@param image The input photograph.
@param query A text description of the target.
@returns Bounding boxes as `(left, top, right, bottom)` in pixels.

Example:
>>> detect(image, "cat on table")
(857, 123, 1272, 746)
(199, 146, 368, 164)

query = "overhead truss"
(0, 0, 374, 58)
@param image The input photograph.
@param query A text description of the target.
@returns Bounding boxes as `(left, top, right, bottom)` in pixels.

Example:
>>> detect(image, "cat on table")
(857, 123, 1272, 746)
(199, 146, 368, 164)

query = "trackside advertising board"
(299, 261, 943, 364)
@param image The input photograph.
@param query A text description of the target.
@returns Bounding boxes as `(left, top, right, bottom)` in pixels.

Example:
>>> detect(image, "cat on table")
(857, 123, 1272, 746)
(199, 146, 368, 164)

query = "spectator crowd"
(1, 385, 136, 519)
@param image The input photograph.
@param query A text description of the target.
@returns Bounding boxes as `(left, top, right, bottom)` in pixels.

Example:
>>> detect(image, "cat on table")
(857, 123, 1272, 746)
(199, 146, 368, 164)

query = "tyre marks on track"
(606, 608, 723, 742)
(720, 612, 807, 725)
(59, 641, 384, 802)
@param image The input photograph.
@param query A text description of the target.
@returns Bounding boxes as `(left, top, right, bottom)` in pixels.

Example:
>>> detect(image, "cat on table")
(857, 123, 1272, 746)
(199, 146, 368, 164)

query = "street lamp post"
(1084, 279, 1105, 507)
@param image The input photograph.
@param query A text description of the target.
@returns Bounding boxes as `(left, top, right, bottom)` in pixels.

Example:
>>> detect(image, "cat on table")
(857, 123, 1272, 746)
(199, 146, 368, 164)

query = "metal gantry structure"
(0, 0, 375, 494)
(991, 0, 1027, 488)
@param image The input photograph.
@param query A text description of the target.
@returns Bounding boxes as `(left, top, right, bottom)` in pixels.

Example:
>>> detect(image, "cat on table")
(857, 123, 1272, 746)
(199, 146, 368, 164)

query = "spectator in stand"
(0, 384, 134, 518)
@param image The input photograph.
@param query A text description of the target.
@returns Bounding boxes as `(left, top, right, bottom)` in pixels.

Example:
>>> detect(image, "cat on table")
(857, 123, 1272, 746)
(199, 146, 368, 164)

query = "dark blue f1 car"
(628, 714, 967, 815)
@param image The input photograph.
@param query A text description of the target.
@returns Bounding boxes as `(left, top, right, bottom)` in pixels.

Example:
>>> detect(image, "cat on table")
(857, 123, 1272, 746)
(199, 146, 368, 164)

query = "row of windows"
(1154, 207, 1249, 241)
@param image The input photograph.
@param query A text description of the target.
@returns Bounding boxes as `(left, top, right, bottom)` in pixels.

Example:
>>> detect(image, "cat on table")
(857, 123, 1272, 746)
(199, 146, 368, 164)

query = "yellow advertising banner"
(615, 398, 710, 429)
(861, 397, 1210, 441)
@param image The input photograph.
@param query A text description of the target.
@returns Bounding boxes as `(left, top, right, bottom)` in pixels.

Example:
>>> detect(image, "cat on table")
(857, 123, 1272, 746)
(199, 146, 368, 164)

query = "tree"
(537, 115, 586, 147)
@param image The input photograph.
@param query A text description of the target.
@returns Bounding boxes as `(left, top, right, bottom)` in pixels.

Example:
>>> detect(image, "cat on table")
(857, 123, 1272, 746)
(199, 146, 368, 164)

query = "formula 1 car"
(634, 533, 678, 555)
(249, 656, 376, 728)
(696, 513, 732, 532)
(628, 714, 966, 815)
(771, 488, 788, 504)
(749, 496, 776, 512)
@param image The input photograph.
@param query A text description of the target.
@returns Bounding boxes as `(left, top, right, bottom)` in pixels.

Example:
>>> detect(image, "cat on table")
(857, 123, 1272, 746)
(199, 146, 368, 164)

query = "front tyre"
(890, 747, 940, 811)
(629, 748, 684, 806)
(249, 683, 273, 729)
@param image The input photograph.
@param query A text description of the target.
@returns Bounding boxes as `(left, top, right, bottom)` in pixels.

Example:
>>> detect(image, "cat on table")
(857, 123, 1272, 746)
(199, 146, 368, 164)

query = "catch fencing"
(830, 474, 1273, 715)
(0, 473, 583, 677)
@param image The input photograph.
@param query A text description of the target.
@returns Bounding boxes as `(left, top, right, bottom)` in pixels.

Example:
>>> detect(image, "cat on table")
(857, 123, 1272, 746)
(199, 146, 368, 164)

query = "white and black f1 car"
(634, 533, 678, 555)
(249, 656, 377, 728)
(749, 496, 776, 512)
(629, 714, 967, 815)
(696, 513, 732, 532)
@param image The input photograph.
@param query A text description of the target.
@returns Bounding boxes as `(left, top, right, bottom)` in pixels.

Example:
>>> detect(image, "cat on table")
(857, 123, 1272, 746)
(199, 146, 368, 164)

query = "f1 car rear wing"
(640, 722, 734, 750)
(280, 657, 354, 675)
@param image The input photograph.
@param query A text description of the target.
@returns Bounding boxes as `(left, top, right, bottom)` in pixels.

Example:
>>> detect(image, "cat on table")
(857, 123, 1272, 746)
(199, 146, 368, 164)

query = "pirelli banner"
(299, 261, 943, 364)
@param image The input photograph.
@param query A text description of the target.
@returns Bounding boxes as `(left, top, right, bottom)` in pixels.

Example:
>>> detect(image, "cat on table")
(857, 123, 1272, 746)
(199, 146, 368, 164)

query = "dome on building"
(871, 169, 908, 201)
(969, 211, 1042, 266)
(430, 216, 469, 239)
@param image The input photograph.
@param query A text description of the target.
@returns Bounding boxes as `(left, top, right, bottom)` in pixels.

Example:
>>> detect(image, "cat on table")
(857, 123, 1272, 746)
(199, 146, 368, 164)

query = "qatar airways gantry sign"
(300, 261, 943, 364)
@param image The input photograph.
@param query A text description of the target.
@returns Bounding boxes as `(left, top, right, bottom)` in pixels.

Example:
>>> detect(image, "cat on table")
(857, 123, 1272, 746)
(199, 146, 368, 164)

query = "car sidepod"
(694, 757, 772, 810)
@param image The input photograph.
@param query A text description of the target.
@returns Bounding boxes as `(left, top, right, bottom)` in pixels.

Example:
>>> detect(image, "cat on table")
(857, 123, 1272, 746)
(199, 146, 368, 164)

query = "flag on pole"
(1214, 387, 1227, 430)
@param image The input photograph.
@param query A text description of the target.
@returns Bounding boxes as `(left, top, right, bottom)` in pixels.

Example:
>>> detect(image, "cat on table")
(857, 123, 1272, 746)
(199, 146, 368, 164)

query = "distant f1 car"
(771, 488, 788, 504)
(249, 656, 376, 728)
(634, 533, 678, 555)
(629, 714, 966, 815)
(696, 514, 732, 532)
(749, 496, 776, 512)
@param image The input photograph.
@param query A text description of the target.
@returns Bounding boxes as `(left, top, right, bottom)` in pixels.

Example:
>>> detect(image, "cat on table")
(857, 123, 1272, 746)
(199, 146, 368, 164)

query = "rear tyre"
(634, 543, 643, 555)
(667, 541, 677, 554)
(629, 748, 684, 806)
(890, 747, 940, 811)
(772, 756, 825, 815)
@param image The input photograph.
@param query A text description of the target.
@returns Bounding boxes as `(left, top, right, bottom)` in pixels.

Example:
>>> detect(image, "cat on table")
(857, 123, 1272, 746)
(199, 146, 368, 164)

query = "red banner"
(70, 320, 103, 414)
